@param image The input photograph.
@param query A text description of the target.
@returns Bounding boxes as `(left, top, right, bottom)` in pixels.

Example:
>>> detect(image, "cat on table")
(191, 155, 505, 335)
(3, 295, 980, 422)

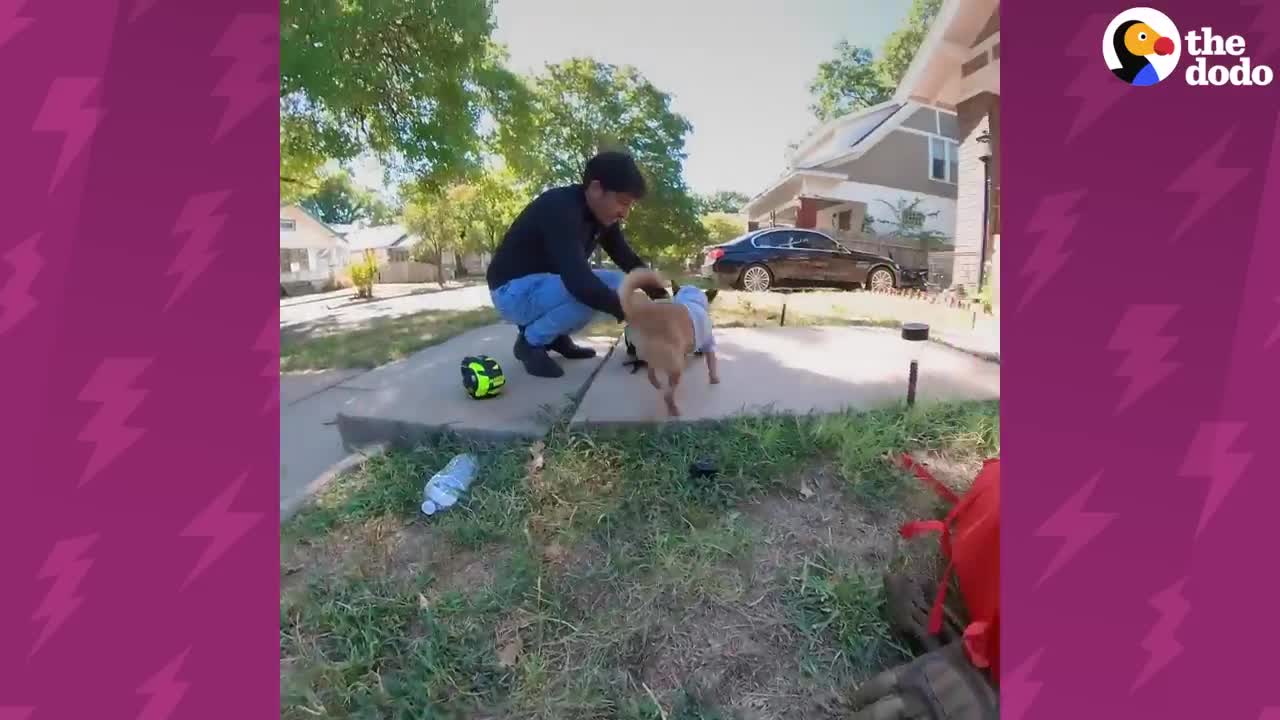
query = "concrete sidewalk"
(571, 326, 999, 427)
(283, 322, 1000, 519)
(335, 324, 616, 448)
(280, 369, 376, 520)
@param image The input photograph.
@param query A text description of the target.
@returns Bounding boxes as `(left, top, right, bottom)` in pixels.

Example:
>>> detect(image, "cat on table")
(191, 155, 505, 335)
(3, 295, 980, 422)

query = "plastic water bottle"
(421, 453, 478, 515)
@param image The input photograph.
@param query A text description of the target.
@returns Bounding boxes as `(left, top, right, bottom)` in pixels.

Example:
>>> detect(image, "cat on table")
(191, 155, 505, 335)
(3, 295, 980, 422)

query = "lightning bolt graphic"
(166, 191, 231, 309)
(1019, 190, 1087, 312)
(1132, 577, 1190, 692)
(1259, 707, 1280, 720)
(130, 0, 160, 22)
(1002, 649, 1045, 720)
(256, 316, 278, 413)
(1168, 129, 1249, 244)
(32, 77, 104, 193)
(77, 357, 152, 486)
(1108, 304, 1181, 414)
(1267, 296, 1280, 349)
(180, 472, 262, 589)
(1243, 0, 1280, 63)
(0, 233, 42, 336)
(1035, 473, 1116, 587)
(211, 14, 276, 141)
(0, 0, 34, 49)
(0, 706, 35, 720)
(137, 649, 191, 720)
(1065, 13, 1128, 141)
(30, 533, 99, 657)
(1180, 421, 1252, 537)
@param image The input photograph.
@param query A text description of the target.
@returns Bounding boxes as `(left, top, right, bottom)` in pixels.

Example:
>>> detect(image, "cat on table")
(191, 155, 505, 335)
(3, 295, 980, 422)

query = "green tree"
(280, 0, 531, 191)
(701, 213, 747, 245)
(460, 166, 531, 255)
(497, 58, 707, 267)
(696, 190, 751, 214)
(875, 0, 944, 90)
(402, 184, 470, 289)
(806, 0, 943, 122)
(808, 41, 893, 121)
(298, 171, 396, 225)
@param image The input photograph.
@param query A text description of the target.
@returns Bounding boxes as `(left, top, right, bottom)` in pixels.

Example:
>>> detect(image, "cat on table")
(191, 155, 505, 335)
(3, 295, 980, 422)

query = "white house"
(279, 205, 351, 293)
(743, 99, 961, 244)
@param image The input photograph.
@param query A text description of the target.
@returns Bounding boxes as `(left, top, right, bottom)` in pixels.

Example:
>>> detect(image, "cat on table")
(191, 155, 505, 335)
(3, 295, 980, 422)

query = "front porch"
(743, 171, 956, 239)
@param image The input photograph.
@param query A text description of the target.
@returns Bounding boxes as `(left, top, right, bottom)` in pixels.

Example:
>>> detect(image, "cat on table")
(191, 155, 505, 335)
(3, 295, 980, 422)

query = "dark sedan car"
(700, 227, 927, 292)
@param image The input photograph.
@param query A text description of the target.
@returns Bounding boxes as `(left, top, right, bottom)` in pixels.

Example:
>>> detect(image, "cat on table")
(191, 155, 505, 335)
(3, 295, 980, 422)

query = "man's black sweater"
(486, 184, 645, 321)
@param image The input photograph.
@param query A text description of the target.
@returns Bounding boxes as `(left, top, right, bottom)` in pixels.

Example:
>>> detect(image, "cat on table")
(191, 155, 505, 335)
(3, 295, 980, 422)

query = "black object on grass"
(690, 459, 718, 480)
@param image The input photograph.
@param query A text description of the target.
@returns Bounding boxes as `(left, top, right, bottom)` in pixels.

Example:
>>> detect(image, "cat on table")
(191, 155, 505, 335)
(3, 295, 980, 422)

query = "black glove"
(841, 642, 998, 719)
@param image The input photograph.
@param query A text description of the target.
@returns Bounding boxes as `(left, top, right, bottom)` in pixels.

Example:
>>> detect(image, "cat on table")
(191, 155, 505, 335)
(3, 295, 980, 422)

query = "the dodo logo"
(1104, 8, 1180, 86)
(1105, 7, 1275, 87)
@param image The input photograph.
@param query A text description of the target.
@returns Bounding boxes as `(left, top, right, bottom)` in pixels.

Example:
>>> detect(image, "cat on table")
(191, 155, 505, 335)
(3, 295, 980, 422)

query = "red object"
(1155, 36, 1175, 55)
(899, 455, 1001, 680)
(706, 248, 725, 263)
(796, 197, 819, 228)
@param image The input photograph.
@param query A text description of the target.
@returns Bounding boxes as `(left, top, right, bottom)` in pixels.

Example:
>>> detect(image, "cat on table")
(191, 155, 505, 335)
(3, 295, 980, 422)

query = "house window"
(836, 210, 851, 230)
(388, 248, 410, 262)
(280, 248, 308, 273)
(280, 219, 296, 231)
(929, 137, 959, 183)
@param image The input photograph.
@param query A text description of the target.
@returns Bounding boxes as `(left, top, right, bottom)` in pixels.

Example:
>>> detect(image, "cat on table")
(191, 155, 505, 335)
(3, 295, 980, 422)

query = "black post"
(901, 322, 929, 408)
(907, 360, 919, 406)
(780, 302, 787, 327)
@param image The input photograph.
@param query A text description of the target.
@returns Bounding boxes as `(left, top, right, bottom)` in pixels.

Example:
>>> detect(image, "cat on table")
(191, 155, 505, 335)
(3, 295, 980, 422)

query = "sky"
(351, 0, 909, 200)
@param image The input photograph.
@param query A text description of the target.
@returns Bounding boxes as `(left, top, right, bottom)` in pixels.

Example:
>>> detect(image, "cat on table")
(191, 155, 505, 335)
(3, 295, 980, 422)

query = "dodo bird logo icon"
(1103, 8, 1181, 86)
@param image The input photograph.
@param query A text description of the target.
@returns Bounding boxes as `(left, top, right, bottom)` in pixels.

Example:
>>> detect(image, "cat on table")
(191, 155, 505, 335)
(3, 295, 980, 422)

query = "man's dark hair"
(583, 151, 647, 198)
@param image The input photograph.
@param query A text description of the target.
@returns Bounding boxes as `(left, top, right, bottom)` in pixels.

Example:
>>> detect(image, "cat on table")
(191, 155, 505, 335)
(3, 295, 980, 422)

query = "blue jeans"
(490, 270, 624, 347)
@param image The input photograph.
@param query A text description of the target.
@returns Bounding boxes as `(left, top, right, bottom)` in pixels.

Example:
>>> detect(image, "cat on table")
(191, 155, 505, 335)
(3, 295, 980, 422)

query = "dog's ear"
(705, 288, 719, 304)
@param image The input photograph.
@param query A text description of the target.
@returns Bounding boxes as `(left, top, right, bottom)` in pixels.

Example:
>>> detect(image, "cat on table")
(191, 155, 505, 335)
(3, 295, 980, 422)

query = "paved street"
(280, 282, 493, 331)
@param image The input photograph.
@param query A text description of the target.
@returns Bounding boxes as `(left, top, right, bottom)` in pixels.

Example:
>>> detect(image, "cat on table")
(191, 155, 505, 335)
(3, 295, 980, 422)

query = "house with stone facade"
(742, 99, 961, 259)
(894, 0, 1000, 296)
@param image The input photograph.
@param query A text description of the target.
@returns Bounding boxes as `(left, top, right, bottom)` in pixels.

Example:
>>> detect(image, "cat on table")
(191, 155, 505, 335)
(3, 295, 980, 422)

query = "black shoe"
(514, 332, 564, 378)
(547, 335, 597, 359)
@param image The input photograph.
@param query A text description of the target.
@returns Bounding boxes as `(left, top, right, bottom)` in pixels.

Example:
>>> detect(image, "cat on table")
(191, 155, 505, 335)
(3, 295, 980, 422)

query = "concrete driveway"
(280, 282, 493, 331)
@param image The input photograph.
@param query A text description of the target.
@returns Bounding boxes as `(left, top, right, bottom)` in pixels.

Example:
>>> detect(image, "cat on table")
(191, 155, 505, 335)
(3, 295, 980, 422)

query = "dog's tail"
(618, 268, 667, 317)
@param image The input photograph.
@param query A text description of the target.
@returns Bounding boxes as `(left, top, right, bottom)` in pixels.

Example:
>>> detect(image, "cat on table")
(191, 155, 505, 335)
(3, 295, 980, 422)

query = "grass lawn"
(281, 399, 999, 719)
(281, 307, 500, 372)
(576, 287, 905, 343)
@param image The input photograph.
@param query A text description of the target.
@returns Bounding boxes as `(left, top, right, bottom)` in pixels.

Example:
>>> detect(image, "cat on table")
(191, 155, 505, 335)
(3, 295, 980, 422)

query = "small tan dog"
(618, 268, 719, 416)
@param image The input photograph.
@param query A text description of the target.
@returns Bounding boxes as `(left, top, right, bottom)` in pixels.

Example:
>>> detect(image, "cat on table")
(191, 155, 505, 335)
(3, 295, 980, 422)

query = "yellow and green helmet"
(461, 355, 505, 399)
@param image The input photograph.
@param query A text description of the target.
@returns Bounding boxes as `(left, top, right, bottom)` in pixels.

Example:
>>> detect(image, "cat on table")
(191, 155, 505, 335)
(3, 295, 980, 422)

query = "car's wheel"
(740, 263, 773, 292)
(867, 266, 896, 292)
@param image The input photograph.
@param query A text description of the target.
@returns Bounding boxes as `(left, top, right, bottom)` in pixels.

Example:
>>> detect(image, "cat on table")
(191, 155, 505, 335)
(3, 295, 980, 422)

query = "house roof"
(804, 103, 911, 171)
(893, 0, 963, 104)
(342, 224, 413, 251)
(788, 99, 902, 163)
(744, 99, 949, 215)
(280, 204, 349, 242)
(892, 0, 999, 105)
